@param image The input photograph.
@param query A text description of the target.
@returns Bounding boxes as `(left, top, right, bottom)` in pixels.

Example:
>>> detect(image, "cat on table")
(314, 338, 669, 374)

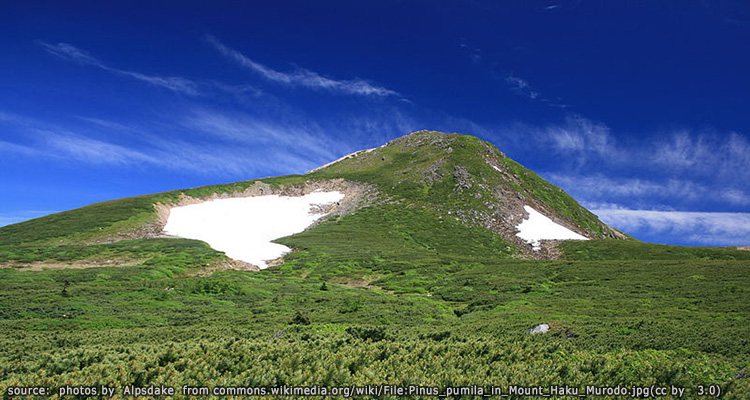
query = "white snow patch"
(530, 324, 550, 334)
(516, 205, 588, 251)
(491, 165, 502, 173)
(163, 191, 345, 269)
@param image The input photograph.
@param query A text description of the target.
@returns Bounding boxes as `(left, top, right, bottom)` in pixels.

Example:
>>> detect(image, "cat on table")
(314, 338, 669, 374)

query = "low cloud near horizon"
(592, 208, 750, 246)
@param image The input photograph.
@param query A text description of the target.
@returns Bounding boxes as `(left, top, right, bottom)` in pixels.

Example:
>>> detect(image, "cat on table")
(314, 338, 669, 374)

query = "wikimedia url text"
(4, 383, 724, 398)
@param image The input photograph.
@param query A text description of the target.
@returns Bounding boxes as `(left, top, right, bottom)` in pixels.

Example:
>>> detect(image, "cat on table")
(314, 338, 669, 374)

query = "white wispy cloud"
(205, 81, 263, 98)
(117, 71, 200, 96)
(502, 75, 568, 108)
(500, 115, 750, 182)
(76, 117, 140, 132)
(547, 174, 750, 207)
(77, 114, 323, 176)
(42, 131, 158, 166)
(38, 41, 201, 96)
(38, 42, 103, 66)
(592, 208, 750, 246)
(496, 114, 620, 166)
(544, 123, 750, 181)
(0, 109, 354, 177)
(0, 140, 44, 158)
(2, 111, 156, 165)
(546, 115, 617, 158)
(338, 108, 421, 147)
(651, 130, 750, 180)
(1, 131, 160, 169)
(182, 108, 340, 161)
(205, 35, 399, 97)
(505, 76, 539, 99)
(0, 210, 57, 227)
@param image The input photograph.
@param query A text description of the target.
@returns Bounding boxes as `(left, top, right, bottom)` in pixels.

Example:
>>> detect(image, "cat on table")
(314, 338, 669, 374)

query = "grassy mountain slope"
(310, 131, 623, 241)
(1, 130, 749, 397)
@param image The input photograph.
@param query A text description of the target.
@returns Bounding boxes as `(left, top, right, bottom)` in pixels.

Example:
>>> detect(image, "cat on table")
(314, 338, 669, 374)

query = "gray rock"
(530, 324, 550, 334)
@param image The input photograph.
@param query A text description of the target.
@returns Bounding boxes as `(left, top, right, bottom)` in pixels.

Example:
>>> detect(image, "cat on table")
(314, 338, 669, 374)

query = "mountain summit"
(0, 130, 625, 266)
(308, 131, 627, 254)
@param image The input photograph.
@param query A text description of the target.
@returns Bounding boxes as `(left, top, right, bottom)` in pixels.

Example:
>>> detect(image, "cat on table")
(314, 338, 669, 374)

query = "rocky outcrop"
(453, 165, 473, 191)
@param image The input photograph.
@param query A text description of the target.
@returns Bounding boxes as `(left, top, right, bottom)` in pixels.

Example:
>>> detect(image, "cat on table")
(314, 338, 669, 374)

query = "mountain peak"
(310, 130, 627, 256)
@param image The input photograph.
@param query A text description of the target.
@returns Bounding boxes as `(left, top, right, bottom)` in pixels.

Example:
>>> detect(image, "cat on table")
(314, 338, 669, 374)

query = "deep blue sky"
(1, 0, 749, 246)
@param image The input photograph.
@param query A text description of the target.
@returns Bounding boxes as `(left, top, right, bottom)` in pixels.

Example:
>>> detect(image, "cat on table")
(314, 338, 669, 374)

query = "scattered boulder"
(453, 165, 473, 191)
(530, 324, 550, 334)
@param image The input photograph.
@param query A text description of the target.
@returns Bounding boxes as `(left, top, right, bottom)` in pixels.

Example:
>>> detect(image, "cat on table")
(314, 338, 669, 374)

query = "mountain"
(2, 130, 749, 395)
(0, 130, 625, 262)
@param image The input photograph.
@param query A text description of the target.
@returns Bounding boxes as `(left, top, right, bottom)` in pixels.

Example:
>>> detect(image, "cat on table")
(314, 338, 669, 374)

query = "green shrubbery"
(1, 244, 748, 395)
(1, 329, 747, 399)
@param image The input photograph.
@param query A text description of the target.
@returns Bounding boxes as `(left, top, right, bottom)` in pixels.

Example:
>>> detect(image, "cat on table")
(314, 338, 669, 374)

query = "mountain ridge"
(0, 130, 625, 261)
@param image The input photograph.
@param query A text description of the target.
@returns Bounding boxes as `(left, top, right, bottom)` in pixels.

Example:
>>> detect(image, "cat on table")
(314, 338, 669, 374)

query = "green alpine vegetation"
(1, 131, 748, 399)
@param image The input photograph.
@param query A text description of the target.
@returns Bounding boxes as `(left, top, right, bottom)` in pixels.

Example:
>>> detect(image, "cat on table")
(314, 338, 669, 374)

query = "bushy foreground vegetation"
(1, 231, 748, 398)
(3, 327, 747, 399)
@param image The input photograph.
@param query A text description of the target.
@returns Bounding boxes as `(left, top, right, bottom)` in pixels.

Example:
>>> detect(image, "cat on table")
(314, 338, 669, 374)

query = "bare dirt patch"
(1, 258, 144, 271)
(186, 259, 260, 277)
(330, 276, 383, 290)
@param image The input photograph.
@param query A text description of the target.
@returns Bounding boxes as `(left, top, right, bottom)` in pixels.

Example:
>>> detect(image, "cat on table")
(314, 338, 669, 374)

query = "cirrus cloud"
(204, 35, 399, 98)
(38, 41, 201, 96)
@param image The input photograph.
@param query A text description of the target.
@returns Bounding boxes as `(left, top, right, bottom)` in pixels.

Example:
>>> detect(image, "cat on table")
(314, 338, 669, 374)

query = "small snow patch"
(516, 205, 588, 251)
(491, 165, 502, 173)
(163, 191, 344, 269)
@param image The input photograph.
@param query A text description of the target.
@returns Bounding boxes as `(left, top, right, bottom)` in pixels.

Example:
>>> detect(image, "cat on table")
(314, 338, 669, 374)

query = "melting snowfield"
(516, 205, 588, 250)
(163, 191, 345, 269)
